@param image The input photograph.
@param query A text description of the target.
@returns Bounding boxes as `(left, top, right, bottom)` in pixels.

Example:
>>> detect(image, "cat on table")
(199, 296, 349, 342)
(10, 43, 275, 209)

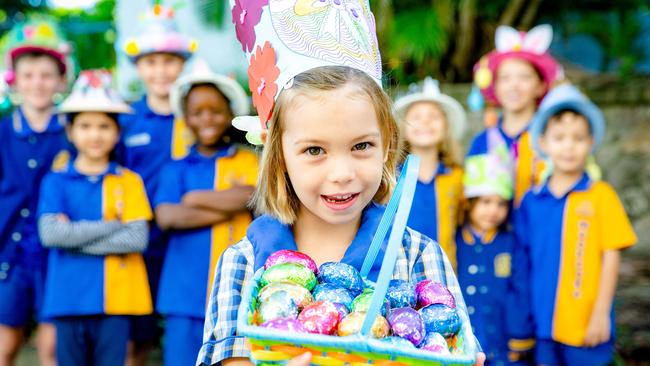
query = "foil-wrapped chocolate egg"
(258, 282, 314, 309)
(298, 301, 340, 335)
(337, 312, 389, 338)
(260, 263, 317, 291)
(264, 250, 318, 274)
(415, 280, 456, 309)
(255, 291, 298, 324)
(333, 302, 350, 320)
(312, 283, 354, 310)
(350, 291, 389, 317)
(387, 307, 425, 346)
(260, 318, 308, 333)
(386, 279, 416, 309)
(418, 304, 461, 337)
(380, 336, 416, 349)
(317, 262, 364, 295)
(419, 332, 450, 354)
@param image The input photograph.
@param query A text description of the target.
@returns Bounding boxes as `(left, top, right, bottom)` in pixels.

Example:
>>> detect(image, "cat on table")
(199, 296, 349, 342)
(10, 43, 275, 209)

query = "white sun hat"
(58, 70, 133, 114)
(393, 77, 467, 139)
(170, 59, 250, 119)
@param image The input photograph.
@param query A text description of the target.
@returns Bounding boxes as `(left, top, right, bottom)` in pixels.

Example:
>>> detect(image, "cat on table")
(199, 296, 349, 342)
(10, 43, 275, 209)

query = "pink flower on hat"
(248, 41, 279, 125)
(232, 0, 268, 53)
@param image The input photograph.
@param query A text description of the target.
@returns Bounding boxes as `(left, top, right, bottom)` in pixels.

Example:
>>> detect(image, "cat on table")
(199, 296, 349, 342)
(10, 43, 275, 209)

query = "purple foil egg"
(264, 250, 318, 274)
(260, 318, 308, 333)
(381, 336, 416, 349)
(420, 332, 451, 354)
(333, 303, 350, 320)
(337, 312, 389, 338)
(260, 263, 317, 291)
(386, 279, 416, 309)
(255, 291, 298, 324)
(258, 282, 314, 309)
(387, 307, 425, 346)
(298, 301, 340, 335)
(418, 304, 461, 337)
(312, 283, 355, 310)
(317, 262, 364, 295)
(350, 291, 389, 317)
(415, 280, 456, 309)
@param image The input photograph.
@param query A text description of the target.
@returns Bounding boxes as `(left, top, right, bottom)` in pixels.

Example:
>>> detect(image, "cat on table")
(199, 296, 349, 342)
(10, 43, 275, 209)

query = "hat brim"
(170, 72, 250, 119)
(393, 93, 467, 139)
(58, 101, 133, 115)
(474, 51, 560, 106)
(9, 46, 67, 73)
(529, 99, 605, 158)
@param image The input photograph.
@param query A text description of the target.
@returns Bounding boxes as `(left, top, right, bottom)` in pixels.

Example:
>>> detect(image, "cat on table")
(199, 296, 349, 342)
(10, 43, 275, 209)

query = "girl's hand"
(584, 310, 611, 347)
(474, 352, 486, 366)
(286, 352, 312, 366)
(56, 214, 69, 222)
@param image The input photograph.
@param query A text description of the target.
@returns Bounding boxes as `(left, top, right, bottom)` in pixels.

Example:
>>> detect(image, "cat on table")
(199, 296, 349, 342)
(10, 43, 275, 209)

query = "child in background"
(394, 77, 466, 267)
(198, 2, 485, 365)
(517, 84, 637, 366)
(0, 18, 74, 366)
(469, 24, 562, 207)
(153, 61, 257, 366)
(119, 4, 197, 362)
(457, 145, 534, 365)
(37, 70, 153, 366)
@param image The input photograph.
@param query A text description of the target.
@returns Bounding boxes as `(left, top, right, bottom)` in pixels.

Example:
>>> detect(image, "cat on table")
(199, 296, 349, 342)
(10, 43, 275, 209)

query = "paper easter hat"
(2, 17, 74, 85)
(229, 0, 383, 143)
(473, 24, 562, 106)
(170, 59, 250, 119)
(123, 4, 197, 63)
(58, 70, 133, 114)
(393, 77, 467, 139)
(463, 130, 514, 200)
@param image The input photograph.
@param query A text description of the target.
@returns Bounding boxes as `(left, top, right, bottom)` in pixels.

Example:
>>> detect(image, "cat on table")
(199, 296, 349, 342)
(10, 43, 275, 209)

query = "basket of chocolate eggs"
(237, 156, 478, 365)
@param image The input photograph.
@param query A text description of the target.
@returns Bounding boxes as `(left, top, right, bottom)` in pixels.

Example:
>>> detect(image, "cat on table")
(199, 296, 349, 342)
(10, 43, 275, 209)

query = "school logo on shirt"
(124, 133, 151, 147)
(51, 150, 70, 172)
(494, 253, 511, 278)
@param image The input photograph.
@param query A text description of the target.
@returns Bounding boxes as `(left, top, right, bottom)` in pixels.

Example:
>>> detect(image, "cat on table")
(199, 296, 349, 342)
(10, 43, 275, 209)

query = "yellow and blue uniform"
(154, 144, 258, 366)
(0, 109, 70, 326)
(515, 173, 637, 366)
(38, 161, 153, 364)
(407, 163, 463, 267)
(468, 120, 545, 207)
(456, 227, 532, 366)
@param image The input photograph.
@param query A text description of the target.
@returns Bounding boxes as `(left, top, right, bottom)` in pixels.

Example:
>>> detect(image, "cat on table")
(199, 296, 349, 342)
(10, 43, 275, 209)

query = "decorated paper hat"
(463, 132, 514, 200)
(473, 24, 562, 106)
(122, 4, 197, 63)
(2, 17, 74, 85)
(58, 70, 133, 114)
(229, 0, 382, 144)
(393, 77, 467, 139)
(529, 83, 605, 157)
(170, 59, 249, 119)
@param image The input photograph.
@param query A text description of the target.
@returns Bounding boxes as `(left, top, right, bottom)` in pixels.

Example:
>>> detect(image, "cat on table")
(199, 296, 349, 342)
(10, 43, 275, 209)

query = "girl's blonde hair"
(253, 66, 400, 224)
(397, 101, 463, 168)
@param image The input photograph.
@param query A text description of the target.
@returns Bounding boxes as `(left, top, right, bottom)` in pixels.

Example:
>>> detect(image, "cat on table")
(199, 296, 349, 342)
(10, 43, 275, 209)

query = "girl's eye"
(306, 147, 323, 156)
(353, 142, 370, 151)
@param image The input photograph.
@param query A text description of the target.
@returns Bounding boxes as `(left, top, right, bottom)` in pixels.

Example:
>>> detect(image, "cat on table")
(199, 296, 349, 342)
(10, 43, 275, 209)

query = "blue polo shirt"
(154, 145, 258, 318)
(0, 109, 71, 268)
(515, 173, 636, 347)
(38, 162, 153, 318)
(406, 163, 463, 267)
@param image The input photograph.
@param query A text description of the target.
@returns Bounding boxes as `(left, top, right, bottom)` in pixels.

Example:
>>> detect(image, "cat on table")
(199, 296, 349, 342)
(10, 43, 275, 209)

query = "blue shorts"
(163, 315, 204, 366)
(55, 315, 129, 366)
(0, 262, 46, 326)
(535, 338, 614, 366)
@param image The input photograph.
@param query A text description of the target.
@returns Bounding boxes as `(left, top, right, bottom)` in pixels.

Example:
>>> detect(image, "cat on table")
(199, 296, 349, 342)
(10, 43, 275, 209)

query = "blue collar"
(496, 116, 529, 143)
(536, 172, 591, 199)
(185, 144, 236, 162)
(61, 160, 120, 179)
(249, 202, 389, 281)
(12, 108, 65, 138)
(132, 97, 173, 119)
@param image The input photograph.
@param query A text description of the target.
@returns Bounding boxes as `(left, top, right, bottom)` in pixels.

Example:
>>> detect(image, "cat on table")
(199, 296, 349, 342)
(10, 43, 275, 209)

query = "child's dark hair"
(68, 112, 120, 129)
(544, 108, 592, 135)
(13, 51, 66, 76)
(460, 197, 511, 232)
(182, 83, 247, 145)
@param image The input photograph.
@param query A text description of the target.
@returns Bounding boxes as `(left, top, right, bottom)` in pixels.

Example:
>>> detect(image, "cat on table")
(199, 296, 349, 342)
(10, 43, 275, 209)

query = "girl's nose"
(327, 156, 355, 184)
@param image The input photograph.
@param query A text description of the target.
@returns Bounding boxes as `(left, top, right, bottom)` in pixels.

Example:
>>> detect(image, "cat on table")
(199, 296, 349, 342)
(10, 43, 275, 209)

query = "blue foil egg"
(420, 332, 451, 354)
(255, 291, 298, 325)
(312, 283, 355, 310)
(418, 304, 461, 337)
(317, 262, 364, 295)
(386, 279, 416, 309)
(381, 336, 416, 349)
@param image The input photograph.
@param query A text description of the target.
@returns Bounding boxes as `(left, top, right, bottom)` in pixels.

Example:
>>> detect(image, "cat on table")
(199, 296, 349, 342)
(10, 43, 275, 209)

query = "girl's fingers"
(286, 352, 312, 366)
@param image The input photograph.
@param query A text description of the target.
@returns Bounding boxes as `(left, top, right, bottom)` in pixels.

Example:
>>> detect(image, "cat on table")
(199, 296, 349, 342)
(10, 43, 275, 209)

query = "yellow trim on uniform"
(171, 117, 195, 160)
(514, 132, 546, 207)
(102, 168, 154, 315)
(508, 338, 536, 352)
(435, 166, 463, 268)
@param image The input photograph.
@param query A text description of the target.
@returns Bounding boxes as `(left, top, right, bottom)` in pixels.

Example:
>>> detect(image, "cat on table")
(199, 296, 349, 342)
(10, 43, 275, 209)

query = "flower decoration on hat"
(232, 0, 268, 53)
(58, 70, 133, 114)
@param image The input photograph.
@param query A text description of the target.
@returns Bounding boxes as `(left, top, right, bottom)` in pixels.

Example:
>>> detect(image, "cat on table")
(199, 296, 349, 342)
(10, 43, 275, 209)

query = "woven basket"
(237, 155, 478, 365)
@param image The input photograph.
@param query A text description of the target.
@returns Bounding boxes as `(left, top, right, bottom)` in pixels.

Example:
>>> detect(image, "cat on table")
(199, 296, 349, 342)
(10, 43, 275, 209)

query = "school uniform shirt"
(515, 173, 637, 347)
(456, 227, 531, 365)
(154, 145, 258, 318)
(0, 108, 71, 269)
(407, 163, 463, 267)
(197, 203, 473, 366)
(468, 120, 545, 207)
(38, 162, 154, 318)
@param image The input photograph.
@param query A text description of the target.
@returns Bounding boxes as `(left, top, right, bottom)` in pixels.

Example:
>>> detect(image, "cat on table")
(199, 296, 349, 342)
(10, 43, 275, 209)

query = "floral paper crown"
(230, 0, 383, 144)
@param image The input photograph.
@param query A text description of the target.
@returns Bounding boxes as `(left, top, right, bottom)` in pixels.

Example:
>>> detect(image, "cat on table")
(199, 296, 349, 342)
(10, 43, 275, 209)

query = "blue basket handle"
(360, 155, 419, 336)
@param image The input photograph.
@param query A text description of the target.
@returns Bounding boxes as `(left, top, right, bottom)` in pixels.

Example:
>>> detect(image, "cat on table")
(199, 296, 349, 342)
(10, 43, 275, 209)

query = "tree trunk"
(373, 0, 394, 59)
(499, 0, 526, 26)
(450, 0, 477, 81)
(519, 0, 544, 30)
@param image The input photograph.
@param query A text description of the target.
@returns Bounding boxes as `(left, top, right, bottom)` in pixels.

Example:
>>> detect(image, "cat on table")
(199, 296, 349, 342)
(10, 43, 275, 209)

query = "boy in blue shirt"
(0, 18, 73, 366)
(516, 84, 637, 366)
